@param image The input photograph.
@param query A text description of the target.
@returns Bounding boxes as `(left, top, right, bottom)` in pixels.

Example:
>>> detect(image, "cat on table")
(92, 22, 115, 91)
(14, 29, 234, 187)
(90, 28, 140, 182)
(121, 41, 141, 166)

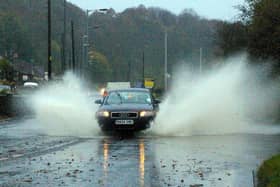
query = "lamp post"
(47, 0, 52, 80)
(199, 47, 203, 74)
(142, 51, 145, 88)
(62, 0, 66, 72)
(71, 20, 75, 72)
(85, 9, 91, 69)
(82, 25, 101, 76)
(83, 8, 108, 77)
(164, 30, 168, 92)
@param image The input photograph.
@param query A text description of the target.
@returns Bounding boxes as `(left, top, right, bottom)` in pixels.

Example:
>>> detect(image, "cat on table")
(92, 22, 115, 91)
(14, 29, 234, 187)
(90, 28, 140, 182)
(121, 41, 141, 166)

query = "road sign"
(144, 79, 155, 89)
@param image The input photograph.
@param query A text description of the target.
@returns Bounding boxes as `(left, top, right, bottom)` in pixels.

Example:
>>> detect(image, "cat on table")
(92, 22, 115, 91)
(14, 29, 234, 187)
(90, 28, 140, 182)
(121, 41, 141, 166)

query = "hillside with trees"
(0, 1, 224, 87)
(0, 0, 85, 77)
(0, 0, 279, 87)
(89, 7, 221, 85)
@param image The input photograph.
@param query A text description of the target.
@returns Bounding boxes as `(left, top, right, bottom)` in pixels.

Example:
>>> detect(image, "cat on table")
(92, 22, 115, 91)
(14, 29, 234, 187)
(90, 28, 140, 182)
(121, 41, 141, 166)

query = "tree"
(0, 58, 12, 80)
(0, 13, 32, 61)
(238, 0, 261, 24)
(238, 0, 280, 73)
(247, 0, 280, 64)
(217, 21, 248, 57)
(88, 50, 112, 83)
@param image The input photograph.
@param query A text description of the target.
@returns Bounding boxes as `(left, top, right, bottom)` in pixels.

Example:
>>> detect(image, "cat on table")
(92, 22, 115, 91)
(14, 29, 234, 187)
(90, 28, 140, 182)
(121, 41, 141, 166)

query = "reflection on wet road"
(100, 138, 149, 187)
(1, 119, 280, 187)
(139, 140, 145, 187)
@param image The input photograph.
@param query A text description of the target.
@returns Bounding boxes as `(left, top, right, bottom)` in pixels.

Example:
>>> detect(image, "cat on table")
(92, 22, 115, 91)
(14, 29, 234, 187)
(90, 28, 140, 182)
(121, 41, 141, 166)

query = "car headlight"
(140, 111, 155, 117)
(97, 111, 110, 117)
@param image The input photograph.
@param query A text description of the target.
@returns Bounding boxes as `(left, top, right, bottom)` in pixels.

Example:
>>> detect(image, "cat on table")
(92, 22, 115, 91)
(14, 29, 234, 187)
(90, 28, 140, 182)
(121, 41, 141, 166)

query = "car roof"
(108, 88, 150, 93)
(0, 85, 10, 88)
(24, 82, 39, 87)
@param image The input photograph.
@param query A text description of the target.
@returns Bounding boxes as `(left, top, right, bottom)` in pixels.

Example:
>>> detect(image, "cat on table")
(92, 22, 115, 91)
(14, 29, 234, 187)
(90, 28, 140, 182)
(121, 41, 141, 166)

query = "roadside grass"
(258, 155, 280, 187)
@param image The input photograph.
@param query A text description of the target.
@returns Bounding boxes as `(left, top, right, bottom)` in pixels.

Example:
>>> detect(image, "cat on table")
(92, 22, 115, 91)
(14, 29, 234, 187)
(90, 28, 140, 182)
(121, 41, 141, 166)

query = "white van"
(106, 82, 131, 91)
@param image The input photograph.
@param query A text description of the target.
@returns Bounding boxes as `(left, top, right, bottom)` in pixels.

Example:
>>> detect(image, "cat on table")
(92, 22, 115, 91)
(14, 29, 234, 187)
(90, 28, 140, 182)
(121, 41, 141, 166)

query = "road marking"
(12, 154, 24, 158)
(0, 157, 9, 161)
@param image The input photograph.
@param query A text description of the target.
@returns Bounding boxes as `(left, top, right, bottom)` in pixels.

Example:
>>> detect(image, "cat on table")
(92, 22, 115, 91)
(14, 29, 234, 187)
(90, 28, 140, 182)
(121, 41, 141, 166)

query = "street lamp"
(84, 8, 108, 76)
(82, 25, 102, 76)
(47, 0, 52, 80)
(164, 30, 168, 92)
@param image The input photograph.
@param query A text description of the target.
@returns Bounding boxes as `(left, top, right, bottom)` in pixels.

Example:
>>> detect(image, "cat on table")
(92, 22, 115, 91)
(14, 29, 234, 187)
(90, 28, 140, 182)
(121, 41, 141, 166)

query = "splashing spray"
(31, 72, 100, 136)
(30, 56, 280, 137)
(151, 55, 280, 136)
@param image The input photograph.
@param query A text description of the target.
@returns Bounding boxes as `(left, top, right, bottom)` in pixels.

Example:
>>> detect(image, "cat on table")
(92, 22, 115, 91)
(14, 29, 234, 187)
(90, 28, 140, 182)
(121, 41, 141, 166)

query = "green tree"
(238, 0, 280, 73)
(0, 13, 32, 61)
(217, 21, 248, 57)
(238, 0, 260, 24)
(0, 58, 12, 80)
(88, 50, 112, 83)
(247, 0, 280, 62)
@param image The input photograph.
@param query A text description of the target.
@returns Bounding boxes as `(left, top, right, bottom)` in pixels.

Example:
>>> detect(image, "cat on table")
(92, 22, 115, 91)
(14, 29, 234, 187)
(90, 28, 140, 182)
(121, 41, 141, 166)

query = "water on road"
(1, 118, 280, 187)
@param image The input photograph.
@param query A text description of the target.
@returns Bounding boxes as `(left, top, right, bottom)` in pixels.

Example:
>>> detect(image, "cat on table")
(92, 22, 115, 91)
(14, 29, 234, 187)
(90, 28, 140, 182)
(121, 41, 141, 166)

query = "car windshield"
(105, 91, 152, 105)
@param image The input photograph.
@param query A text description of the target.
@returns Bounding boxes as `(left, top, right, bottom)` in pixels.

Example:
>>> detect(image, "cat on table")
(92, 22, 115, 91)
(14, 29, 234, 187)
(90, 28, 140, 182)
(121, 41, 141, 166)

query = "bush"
(0, 89, 10, 96)
(258, 155, 280, 187)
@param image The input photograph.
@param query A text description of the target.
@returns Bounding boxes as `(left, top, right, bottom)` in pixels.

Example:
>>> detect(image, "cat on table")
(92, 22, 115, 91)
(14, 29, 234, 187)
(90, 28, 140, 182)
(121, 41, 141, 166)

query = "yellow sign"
(144, 79, 155, 89)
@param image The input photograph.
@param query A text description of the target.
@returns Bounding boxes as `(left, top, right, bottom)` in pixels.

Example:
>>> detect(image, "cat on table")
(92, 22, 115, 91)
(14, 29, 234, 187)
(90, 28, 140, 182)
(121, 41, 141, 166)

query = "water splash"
(31, 72, 100, 137)
(30, 56, 280, 137)
(151, 55, 280, 136)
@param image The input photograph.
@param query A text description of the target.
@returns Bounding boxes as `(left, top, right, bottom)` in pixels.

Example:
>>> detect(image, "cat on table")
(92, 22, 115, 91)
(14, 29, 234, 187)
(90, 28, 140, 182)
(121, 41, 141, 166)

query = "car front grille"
(111, 112, 138, 119)
(111, 112, 121, 118)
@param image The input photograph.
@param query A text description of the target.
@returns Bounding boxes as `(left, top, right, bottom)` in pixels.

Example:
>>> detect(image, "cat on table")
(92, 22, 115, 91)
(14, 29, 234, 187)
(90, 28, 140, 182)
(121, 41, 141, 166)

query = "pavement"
(1, 118, 280, 187)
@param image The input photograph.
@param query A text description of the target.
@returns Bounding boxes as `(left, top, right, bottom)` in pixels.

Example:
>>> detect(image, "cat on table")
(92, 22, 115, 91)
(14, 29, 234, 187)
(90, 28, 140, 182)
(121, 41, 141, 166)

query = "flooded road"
(1, 118, 280, 187)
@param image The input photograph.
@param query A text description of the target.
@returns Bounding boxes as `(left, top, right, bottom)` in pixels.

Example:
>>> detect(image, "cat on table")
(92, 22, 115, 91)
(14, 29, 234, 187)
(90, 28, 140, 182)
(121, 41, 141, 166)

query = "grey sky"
(67, 0, 245, 21)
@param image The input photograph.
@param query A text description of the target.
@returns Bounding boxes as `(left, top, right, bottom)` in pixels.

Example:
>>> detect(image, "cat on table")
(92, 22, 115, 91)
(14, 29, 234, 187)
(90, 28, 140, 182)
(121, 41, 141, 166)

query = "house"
(11, 60, 45, 83)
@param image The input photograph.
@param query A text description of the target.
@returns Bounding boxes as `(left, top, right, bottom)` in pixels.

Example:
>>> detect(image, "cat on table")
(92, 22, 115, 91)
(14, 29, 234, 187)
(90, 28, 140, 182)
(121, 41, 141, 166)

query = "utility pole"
(127, 61, 131, 82)
(71, 20, 75, 72)
(199, 47, 203, 74)
(85, 10, 90, 68)
(80, 41, 84, 77)
(81, 35, 86, 76)
(62, 0, 66, 72)
(47, 0, 52, 80)
(142, 52, 145, 88)
(83, 9, 108, 76)
(164, 30, 168, 92)
(68, 52, 72, 69)
(60, 34, 64, 72)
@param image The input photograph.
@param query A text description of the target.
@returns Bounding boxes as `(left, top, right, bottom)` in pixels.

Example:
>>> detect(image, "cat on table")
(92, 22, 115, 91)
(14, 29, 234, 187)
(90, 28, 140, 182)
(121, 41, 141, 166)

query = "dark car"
(95, 88, 160, 131)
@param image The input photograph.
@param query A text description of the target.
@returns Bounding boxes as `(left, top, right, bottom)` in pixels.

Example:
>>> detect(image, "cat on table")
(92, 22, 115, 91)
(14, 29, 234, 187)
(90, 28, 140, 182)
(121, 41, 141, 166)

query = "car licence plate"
(115, 120, 134, 125)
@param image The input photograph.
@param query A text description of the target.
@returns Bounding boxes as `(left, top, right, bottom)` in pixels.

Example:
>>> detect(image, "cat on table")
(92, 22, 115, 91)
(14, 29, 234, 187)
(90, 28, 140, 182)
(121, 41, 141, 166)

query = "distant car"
(95, 88, 160, 132)
(23, 82, 39, 88)
(0, 85, 11, 90)
(0, 85, 12, 95)
(100, 82, 131, 97)
(106, 82, 131, 91)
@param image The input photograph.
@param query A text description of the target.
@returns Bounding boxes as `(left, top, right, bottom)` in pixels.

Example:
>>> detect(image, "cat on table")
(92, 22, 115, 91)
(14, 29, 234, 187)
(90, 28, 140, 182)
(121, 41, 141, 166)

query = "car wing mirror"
(95, 99, 102, 104)
(154, 99, 161, 104)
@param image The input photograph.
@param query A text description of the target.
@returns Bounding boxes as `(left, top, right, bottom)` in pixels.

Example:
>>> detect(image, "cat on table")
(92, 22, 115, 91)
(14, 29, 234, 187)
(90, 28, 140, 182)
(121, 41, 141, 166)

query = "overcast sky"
(67, 0, 245, 21)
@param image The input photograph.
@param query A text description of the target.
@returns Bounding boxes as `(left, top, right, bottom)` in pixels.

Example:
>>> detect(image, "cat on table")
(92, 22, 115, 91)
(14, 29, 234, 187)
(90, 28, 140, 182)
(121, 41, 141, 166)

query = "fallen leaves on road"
(189, 184, 203, 187)
(22, 178, 33, 183)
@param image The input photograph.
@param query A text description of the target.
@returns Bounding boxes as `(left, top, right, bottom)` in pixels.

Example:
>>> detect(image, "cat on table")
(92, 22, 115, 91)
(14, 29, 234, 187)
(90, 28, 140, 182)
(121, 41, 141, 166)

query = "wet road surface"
(1, 118, 280, 187)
